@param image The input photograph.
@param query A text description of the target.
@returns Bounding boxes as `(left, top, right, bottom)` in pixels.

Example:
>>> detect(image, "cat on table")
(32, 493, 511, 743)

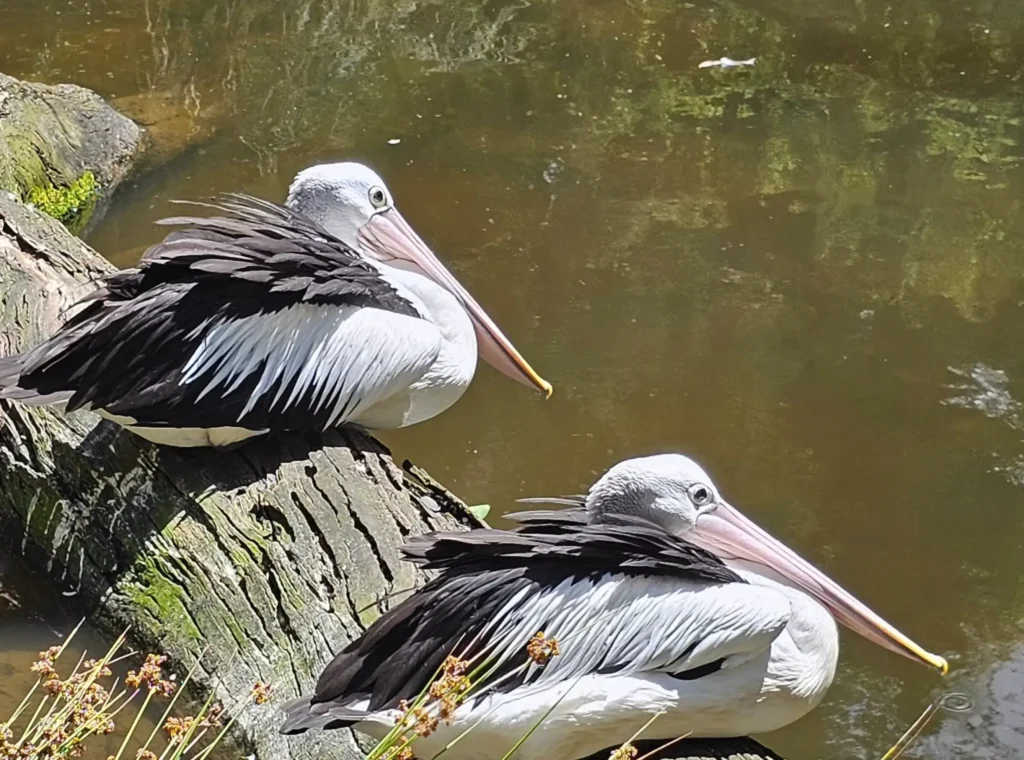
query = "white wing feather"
(181, 303, 441, 428)
(475, 574, 791, 686)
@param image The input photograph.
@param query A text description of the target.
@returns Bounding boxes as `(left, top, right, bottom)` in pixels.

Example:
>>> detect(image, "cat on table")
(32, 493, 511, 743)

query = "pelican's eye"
(688, 484, 713, 507)
(368, 186, 388, 209)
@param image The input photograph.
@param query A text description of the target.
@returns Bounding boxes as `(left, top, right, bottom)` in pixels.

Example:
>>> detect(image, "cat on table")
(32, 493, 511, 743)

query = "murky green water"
(5, 0, 1024, 756)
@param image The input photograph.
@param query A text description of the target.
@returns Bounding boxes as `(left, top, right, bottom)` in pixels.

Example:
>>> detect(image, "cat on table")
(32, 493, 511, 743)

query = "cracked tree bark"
(0, 192, 785, 760)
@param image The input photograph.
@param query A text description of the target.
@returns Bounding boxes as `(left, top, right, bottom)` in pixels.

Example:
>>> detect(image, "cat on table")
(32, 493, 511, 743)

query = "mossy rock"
(0, 72, 142, 234)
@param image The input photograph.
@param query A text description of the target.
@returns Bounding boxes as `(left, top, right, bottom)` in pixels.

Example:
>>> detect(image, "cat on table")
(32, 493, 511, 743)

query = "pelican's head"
(586, 454, 949, 675)
(286, 161, 552, 397)
(287, 162, 395, 247)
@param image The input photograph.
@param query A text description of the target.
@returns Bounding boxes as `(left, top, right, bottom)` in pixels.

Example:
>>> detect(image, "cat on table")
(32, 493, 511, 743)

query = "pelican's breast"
(732, 561, 840, 710)
(350, 266, 477, 429)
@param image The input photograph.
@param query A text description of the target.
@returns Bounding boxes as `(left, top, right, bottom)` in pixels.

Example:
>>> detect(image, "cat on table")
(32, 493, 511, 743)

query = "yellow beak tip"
(937, 656, 950, 676)
(538, 379, 553, 398)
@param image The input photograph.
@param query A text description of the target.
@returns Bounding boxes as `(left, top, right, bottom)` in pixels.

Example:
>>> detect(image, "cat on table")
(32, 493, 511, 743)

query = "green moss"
(355, 601, 382, 628)
(223, 615, 246, 648)
(27, 171, 99, 233)
(121, 553, 203, 644)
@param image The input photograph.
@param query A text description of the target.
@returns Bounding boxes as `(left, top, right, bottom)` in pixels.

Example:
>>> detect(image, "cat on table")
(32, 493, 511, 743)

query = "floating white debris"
(698, 57, 756, 69)
(387, 138, 401, 145)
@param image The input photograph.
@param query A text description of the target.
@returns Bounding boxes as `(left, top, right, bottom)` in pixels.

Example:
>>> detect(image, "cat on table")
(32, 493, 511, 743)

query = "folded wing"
(0, 196, 441, 432)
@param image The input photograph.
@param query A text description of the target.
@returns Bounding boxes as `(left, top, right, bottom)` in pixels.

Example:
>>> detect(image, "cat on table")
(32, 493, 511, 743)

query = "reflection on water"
(4, 0, 1024, 757)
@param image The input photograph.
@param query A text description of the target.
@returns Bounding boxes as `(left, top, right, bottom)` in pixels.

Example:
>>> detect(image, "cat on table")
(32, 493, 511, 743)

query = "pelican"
(0, 163, 551, 446)
(279, 454, 948, 760)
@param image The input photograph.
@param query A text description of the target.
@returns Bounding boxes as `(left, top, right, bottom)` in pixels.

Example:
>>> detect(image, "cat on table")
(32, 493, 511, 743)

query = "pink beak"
(691, 500, 949, 674)
(358, 208, 552, 397)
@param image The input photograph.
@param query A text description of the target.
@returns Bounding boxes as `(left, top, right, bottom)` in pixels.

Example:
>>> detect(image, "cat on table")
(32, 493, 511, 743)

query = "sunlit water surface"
(4, 0, 1024, 757)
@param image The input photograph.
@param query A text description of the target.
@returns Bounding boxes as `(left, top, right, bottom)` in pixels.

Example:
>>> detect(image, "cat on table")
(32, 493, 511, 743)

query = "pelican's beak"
(358, 208, 552, 397)
(690, 500, 949, 675)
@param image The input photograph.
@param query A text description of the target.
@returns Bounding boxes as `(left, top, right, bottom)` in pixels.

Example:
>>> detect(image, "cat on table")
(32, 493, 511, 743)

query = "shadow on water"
(4, 0, 1024, 757)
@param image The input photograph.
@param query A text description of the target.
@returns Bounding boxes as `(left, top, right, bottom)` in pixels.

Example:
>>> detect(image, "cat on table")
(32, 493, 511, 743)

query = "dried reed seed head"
(37, 647, 61, 663)
(412, 657, 473, 727)
(29, 660, 56, 679)
(81, 659, 113, 678)
(126, 653, 175, 695)
(163, 716, 196, 744)
(251, 681, 272, 705)
(414, 713, 439, 737)
(440, 655, 469, 678)
(526, 631, 561, 665)
(392, 700, 440, 737)
(155, 679, 177, 698)
(200, 703, 225, 728)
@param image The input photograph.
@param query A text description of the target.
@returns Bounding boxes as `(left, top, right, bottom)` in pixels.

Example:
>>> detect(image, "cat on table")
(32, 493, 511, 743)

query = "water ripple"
(943, 363, 1022, 429)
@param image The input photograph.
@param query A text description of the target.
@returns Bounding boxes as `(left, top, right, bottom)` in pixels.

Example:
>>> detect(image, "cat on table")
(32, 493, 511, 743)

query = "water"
(3, 0, 1024, 756)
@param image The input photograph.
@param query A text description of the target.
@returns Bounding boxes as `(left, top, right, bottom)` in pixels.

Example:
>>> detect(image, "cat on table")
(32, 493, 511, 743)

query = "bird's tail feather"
(0, 354, 72, 407)
(278, 694, 364, 735)
(0, 354, 25, 390)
